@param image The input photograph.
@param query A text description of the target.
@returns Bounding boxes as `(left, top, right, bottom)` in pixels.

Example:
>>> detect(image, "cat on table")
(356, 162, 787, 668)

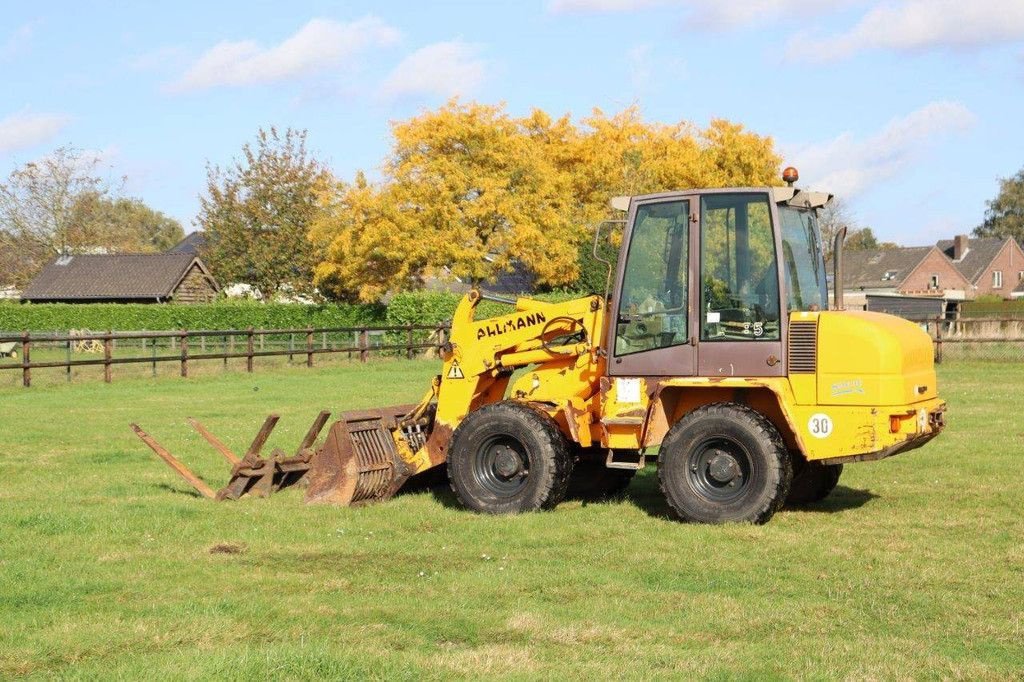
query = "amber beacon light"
(782, 166, 799, 186)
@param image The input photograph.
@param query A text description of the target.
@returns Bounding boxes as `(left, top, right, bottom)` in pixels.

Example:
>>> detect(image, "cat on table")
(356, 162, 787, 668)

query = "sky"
(1, 0, 1023, 246)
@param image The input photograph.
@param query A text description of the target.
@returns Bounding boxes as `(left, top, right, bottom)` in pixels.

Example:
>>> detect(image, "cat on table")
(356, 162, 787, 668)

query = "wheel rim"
(686, 437, 752, 502)
(473, 435, 530, 496)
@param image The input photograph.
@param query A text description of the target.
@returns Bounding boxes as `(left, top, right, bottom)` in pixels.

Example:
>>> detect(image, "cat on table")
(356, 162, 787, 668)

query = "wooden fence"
(913, 317, 1024, 363)
(4, 316, 1024, 388)
(0, 324, 449, 388)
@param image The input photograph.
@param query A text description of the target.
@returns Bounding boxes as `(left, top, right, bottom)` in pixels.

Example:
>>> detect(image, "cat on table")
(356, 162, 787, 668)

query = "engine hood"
(815, 310, 937, 406)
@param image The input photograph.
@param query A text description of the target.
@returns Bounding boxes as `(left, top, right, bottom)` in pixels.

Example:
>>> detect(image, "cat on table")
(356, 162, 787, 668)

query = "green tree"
(844, 227, 898, 252)
(70, 192, 184, 252)
(973, 168, 1024, 242)
(199, 127, 329, 298)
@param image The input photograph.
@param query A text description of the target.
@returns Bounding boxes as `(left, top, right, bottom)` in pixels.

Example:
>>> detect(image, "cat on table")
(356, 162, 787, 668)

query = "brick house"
(842, 246, 972, 308)
(936, 235, 1024, 300)
(21, 254, 219, 304)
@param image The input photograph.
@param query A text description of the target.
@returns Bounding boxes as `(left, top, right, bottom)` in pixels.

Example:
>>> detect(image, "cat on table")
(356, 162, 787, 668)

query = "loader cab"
(606, 184, 829, 378)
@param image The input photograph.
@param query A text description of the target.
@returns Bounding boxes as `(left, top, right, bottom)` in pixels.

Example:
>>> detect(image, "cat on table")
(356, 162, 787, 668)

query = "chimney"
(953, 234, 969, 260)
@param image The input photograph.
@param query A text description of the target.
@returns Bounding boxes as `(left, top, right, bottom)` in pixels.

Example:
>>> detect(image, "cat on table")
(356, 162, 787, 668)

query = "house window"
(1018, 271, 1023, 281)
(882, 270, 899, 281)
(929, 274, 939, 289)
(993, 271, 1003, 289)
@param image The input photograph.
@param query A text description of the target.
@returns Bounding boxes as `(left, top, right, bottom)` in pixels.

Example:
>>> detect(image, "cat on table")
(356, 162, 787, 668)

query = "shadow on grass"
(784, 485, 878, 513)
(155, 482, 205, 498)
(606, 473, 879, 520)
(391, 467, 878, 520)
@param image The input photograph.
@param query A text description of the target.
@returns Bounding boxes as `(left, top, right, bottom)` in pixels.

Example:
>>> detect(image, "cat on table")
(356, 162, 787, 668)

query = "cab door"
(607, 197, 697, 377)
(696, 191, 786, 377)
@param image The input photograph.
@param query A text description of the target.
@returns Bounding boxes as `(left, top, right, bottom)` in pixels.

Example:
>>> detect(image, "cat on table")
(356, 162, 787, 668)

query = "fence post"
(224, 334, 229, 368)
(406, 323, 414, 360)
(21, 331, 30, 388)
(437, 324, 448, 354)
(306, 328, 314, 368)
(181, 331, 189, 378)
(934, 315, 943, 364)
(359, 329, 369, 363)
(103, 331, 113, 383)
(152, 334, 158, 377)
(289, 333, 295, 363)
(66, 337, 72, 382)
(247, 327, 254, 373)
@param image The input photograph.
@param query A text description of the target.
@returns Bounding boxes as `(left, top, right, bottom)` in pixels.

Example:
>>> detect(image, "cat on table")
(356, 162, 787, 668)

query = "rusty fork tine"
(187, 417, 240, 465)
(244, 414, 280, 462)
(130, 424, 217, 499)
(295, 411, 332, 456)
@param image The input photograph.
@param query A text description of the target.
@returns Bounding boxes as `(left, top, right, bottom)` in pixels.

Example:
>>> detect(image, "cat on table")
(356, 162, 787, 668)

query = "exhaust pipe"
(833, 226, 847, 311)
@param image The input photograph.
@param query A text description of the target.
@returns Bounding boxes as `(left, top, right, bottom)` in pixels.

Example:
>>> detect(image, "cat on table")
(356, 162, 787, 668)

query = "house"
(842, 246, 971, 309)
(936, 235, 1024, 300)
(21, 254, 219, 304)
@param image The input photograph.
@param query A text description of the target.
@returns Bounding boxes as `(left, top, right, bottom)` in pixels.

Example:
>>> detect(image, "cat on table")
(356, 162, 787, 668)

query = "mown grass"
(0, 360, 1021, 679)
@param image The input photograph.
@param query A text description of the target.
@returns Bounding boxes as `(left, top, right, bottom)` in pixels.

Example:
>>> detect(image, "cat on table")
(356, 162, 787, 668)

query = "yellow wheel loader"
(135, 169, 945, 524)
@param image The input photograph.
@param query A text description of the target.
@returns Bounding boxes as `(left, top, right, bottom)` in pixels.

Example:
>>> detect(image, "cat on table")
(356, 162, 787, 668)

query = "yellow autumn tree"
(311, 101, 782, 301)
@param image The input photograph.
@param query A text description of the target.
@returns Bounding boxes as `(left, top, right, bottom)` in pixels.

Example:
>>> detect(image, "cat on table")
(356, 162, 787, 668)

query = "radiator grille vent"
(788, 321, 818, 373)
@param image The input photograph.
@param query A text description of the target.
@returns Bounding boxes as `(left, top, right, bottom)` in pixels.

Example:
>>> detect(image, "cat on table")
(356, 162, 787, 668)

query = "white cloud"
(683, 0, 856, 30)
(168, 17, 401, 92)
(0, 111, 72, 155)
(787, 101, 975, 198)
(378, 41, 487, 101)
(548, 0, 670, 12)
(549, 0, 854, 28)
(1, 22, 35, 60)
(786, 0, 1024, 62)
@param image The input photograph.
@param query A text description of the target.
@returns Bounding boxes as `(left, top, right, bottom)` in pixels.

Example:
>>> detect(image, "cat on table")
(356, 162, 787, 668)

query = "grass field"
(1, 360, 1021, 679)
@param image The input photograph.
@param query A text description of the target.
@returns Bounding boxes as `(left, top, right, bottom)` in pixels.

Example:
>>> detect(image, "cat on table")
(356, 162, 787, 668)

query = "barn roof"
(21, 254, 218, 302)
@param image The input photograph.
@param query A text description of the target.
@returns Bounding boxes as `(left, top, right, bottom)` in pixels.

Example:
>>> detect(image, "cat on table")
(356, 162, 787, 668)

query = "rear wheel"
(658, 403, 791, 524)
(448, 402, 574, 514)
(787, 460, 843, 505)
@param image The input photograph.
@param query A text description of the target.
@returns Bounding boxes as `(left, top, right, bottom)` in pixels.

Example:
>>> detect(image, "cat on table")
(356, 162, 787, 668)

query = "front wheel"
(448, 402, 574, 514)
(658, 403, 791, 524)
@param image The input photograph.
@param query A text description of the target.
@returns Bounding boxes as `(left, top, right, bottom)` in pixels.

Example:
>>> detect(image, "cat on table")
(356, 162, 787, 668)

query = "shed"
(21, 254, 219, 304)
(865, 294, 948, 320)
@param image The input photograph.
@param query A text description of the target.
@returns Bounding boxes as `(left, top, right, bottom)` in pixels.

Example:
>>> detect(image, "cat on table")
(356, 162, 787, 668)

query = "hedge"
(0, 290, 593, 334)
(960, 299, 1024, 318)
(0, 300, 385, 333)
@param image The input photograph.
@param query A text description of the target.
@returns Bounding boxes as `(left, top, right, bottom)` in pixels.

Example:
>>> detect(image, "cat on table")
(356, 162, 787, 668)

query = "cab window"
(700, 193, 781, 341)
(615, 200, 690, 356)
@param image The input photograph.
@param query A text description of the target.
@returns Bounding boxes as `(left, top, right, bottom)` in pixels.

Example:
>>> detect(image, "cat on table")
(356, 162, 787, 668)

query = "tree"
(70, 192, 184, 253)
(818, 197, 855, 261)
(973, 168, 1024, 242)
(311, 101, 782, 302)
(199, 127, 329, 298)
(0, 146, 120, 286)
(844, 227, 898, 252)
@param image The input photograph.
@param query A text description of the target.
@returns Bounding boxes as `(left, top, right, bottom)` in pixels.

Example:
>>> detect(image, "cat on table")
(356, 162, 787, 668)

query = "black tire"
(448, 401, 574, 514)
(657, 402, 791, 524)
(787, 459, 843, 505)
(565, 455, 636, 500)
